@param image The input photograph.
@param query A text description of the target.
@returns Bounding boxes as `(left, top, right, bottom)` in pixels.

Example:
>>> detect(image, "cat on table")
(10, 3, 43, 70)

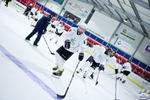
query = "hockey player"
(50, 22, 65, 44)
(116, 60, 132, 83)
(49, 18, 60, 33)
(29, 6, 38, 20)
(138, 90, 150, 100)
(25, 12, 55, 46)
(77, 45, 106, 79)
(31, 10, 43, 27)
(105, 49, 117, 68)
(52, 23, 87, 77)
(55, 22, 65, 37)
(23, 4, 32, 16)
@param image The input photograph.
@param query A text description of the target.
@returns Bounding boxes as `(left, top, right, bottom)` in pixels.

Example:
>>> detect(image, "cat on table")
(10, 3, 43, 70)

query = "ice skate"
(83, 75, 86, 79)
(116, 77, 120, 80)
(83, 71, 87, 79)
(53, 66, 58, 71)
(33, 44, 38, 47)
(120, 78, 122, 81)
(52, 69, 64, 77)
(122, 80, 126, 84)
(89, 73, 94, 80)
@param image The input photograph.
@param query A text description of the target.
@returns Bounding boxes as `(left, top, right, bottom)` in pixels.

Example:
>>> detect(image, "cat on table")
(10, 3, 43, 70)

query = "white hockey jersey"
(52, 19, 59, 27)
(122, 62, 132, 72)
(63, 27, 87, 53)
(31, 7, 37, 14)
(92, 45, 107, 65)
(56, 23, 65, 33)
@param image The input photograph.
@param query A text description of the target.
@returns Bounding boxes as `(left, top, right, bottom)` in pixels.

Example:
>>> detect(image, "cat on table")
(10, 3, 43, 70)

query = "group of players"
(23, 4, 132, 82)
(23, 4, 149, 100)
(24, 6, 132, 83)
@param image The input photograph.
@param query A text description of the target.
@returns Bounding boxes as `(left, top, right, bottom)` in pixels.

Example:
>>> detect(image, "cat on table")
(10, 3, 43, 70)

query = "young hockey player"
(49, 18, 60, 33)
(77, 45, 106, 79)
(29, 6, 38, 20)
(116, 60, 132, 83)
(106, 49, 117, 69)
(55, 22, 65, 37)
(23, 4, 32, 16)
(25, 12, 55, 46)
(52, 23, 87, 77)
(31, 10, 43, 27)
(50, 22, 65, 44)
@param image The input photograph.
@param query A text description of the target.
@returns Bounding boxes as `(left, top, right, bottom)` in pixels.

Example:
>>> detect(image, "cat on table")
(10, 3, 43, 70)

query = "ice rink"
(0, 2, 141, 100)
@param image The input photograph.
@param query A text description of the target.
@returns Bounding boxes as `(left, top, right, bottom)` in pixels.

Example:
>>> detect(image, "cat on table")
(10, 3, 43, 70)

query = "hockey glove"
(99, 64, 105, 71)
(115, 69, 118, 74)
(64, 39, 71, 49)
(78, 53, 84, 61)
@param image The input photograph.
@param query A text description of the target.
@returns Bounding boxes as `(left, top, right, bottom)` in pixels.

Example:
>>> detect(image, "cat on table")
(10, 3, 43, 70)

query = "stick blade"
(57, 94, 66, 99)
(51, 52, 55, 55)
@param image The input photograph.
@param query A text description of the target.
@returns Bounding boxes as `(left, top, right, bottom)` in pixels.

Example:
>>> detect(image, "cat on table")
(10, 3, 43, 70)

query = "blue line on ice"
(0, 44, 61, 100)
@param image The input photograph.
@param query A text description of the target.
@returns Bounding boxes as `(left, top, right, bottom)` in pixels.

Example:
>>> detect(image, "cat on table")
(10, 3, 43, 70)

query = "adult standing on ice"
(52, 23, 87, 77)
(25, 12, 55, 46)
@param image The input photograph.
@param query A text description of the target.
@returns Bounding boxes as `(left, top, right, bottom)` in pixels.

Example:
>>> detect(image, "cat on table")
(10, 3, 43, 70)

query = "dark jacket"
(35, 15, 52, 32)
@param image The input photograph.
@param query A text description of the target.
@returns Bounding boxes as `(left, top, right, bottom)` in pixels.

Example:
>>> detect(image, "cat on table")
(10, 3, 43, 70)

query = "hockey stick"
(57, 61, 80, 99)
(115, 70, 118, 100)
(95, 68, 101, 85)
(42, 35, 55, 55)
(115, 62, 120, 100)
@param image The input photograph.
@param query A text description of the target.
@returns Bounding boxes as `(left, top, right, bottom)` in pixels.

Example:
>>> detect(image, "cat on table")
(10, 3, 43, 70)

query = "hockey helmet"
(77, 23, 87, 35)
(78, 23, 87, 30)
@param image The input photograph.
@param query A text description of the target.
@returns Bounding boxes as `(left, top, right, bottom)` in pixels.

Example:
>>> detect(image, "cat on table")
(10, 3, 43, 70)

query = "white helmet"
(78, 23, 87, 30)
